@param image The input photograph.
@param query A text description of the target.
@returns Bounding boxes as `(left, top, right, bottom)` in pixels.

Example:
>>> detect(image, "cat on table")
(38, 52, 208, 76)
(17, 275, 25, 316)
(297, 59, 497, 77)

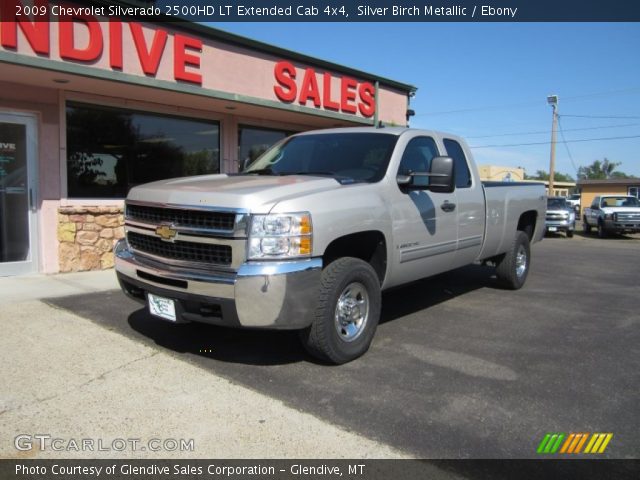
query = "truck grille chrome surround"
(124, 201, 249, 270)
(616, 212, 640, 222)
(126, 203, 236, 231)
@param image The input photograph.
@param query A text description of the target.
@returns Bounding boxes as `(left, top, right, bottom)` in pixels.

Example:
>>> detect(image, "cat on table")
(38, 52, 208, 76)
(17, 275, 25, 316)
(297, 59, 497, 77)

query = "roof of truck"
(294, 126, 459, 138)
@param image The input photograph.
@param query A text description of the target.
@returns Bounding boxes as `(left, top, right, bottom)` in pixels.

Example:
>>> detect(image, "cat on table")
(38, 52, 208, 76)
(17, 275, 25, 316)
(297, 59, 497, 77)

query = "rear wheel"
(299, 257, 381, 364)
(583, 217, 591, 234)
(495, 231, 531, 290)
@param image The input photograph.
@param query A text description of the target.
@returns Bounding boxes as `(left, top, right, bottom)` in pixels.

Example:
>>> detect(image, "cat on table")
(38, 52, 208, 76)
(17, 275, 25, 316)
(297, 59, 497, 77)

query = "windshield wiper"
(280, 171, 336, 177)
(241, 168, 277, 176)
(281, 171, 364, 185)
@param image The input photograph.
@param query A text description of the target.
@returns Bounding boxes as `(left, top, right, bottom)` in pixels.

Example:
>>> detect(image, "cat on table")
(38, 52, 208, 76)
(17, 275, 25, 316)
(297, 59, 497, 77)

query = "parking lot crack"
(5, 351, 160, 415)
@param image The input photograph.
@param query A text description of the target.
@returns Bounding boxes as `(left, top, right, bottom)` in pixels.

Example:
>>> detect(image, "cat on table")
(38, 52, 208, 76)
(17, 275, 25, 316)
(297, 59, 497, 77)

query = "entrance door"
(0, 113, 38, 276)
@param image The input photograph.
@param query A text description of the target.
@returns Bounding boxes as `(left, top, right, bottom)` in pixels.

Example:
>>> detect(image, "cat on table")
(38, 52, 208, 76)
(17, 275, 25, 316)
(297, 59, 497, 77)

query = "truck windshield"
(242, 132, 398, 183)
(547, 198, 568, 209)
(601, 196, 640, 207)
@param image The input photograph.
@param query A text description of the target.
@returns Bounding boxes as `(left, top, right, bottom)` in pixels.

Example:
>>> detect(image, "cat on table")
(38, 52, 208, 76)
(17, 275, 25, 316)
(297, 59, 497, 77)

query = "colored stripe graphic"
(539, 433, 613, 454)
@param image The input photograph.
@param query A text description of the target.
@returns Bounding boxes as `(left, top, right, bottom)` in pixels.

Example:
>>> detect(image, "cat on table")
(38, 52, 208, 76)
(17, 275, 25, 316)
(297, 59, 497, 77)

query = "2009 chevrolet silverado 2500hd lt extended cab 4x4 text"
(115, 128, 546, 364)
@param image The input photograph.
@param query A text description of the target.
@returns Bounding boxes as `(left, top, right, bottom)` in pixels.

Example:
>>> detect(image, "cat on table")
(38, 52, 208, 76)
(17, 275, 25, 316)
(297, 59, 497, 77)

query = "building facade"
(0, 0, 415, 275)
(478, 165, 575, 196)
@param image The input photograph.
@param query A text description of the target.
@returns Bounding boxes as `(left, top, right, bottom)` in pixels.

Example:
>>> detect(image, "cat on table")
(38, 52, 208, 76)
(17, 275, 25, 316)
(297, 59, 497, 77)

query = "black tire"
(583, 217, 591, 234)
(495, 231, 531, 290)
(566, 229, 574, 238)
(597, 221, 608, 238)
(299, 257, 381, 364)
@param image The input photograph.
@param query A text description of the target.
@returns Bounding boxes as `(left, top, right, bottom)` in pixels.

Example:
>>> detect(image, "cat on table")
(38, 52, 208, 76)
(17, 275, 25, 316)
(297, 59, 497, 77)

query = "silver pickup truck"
(115, 127, 545, 364)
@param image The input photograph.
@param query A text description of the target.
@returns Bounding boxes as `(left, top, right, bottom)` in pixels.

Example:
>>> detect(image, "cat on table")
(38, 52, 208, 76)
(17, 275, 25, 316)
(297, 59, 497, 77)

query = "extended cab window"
(591, 197, 600, 208)
(443, 138, 472, 188)
(397, 137, 439, 188)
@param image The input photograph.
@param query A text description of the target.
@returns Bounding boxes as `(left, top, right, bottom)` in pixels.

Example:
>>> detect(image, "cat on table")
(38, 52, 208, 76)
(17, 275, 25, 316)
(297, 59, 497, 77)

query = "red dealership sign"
(274, 61, 375, 117)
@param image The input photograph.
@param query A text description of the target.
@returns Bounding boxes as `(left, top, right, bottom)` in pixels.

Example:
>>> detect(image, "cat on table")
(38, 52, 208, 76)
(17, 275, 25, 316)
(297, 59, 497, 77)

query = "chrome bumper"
(114, 239, 322, 329)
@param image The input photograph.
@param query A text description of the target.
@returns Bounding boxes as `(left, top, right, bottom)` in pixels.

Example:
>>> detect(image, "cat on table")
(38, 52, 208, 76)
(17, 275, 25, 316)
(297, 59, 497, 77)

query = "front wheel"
(583, 217, 591, 234)
(597, 221, 607, 238)
(299, 257, 381, 364)
(495, 231, 531, 290)
(566, 229, 574, 238)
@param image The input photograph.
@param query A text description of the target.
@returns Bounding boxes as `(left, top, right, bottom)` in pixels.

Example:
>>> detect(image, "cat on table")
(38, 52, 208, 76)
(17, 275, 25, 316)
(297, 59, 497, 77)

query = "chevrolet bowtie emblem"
(156, 224, 177, 241)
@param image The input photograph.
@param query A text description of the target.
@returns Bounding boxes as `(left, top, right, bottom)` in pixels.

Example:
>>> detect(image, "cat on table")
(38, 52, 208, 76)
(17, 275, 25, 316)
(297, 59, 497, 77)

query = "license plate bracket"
(148, 293, 177, 322)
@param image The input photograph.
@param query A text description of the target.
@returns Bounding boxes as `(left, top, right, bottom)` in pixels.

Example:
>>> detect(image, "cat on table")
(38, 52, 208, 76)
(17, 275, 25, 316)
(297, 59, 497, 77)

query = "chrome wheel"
(334, 282, 370, 342)
(515, 245, 527, 278)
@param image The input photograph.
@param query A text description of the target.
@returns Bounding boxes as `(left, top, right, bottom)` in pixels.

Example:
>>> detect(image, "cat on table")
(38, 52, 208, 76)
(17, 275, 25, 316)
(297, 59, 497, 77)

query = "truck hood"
(126, 174, 343, 212)
(546, 208, 573, 215)
(601, 207, 640, 214)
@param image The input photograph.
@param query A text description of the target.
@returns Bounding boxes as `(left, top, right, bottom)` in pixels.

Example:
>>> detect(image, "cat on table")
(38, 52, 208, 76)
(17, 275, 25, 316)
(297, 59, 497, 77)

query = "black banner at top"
(11, 0, 640, 22)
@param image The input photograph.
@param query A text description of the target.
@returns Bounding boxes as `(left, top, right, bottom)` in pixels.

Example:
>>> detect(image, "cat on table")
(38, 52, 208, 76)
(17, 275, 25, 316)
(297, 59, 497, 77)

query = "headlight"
(569, 211, 575, 221)
(604, 213, 614, 220)
(248, 212, 312, 259)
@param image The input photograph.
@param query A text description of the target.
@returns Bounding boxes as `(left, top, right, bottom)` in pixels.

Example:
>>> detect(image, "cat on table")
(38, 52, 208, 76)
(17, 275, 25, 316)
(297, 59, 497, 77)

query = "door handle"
(440, 201, 456, 212)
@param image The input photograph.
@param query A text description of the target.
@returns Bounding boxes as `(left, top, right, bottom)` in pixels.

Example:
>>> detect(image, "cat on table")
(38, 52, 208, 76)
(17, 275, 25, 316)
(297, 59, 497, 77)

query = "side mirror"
(396, 156, 455, 193)
(428, 156, 455, 193)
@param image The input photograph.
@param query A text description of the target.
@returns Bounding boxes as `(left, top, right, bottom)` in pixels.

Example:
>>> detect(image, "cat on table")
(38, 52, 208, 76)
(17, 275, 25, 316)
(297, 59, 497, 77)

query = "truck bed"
(478, 181, 546, 261)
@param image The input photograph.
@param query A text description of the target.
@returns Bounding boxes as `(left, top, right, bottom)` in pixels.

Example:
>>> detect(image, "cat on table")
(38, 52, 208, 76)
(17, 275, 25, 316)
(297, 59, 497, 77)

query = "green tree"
(524, 169, 574, 182)
(577, 158, 630, 179)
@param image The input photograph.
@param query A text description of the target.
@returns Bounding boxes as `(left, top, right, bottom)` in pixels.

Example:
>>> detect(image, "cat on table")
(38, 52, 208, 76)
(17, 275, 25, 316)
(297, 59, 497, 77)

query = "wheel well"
(517, 210, 537, 240)
(323, 231, 387, 284)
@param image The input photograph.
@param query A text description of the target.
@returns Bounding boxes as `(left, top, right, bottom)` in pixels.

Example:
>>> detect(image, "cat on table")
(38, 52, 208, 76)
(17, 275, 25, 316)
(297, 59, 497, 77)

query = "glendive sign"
(0, 0, 203, 84)
(0, 0, 376, 118)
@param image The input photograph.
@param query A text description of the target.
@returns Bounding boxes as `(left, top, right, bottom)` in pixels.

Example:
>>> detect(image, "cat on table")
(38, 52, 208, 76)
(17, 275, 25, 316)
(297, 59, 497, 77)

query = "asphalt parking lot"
(49, 231, 639, 459)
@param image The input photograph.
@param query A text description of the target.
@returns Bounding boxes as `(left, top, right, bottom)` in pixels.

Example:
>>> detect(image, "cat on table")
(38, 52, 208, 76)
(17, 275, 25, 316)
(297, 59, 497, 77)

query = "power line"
(414, 101, 538, 117)
(470, 134, 640, 149)
(561, 114, 640, 119)
(557, 117, 578, 174)
(466, 122, 639, 139)
(416, 87, 640, 117)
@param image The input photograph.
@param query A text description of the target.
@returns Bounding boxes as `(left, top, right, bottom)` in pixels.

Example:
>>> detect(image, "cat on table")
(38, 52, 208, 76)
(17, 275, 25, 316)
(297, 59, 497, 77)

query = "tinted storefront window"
(66, 103, 220, 198)
(238, 125, 292, 171)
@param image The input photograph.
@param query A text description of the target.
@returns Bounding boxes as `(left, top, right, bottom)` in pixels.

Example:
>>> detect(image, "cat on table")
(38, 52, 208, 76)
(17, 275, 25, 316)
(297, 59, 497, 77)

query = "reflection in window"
(238, 125, 292, 171)
(66, 102, 220, 198)
(398, 136, 439, 188)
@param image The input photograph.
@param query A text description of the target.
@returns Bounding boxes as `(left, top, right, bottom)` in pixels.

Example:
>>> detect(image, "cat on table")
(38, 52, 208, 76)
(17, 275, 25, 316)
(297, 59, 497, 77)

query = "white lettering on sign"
(0, 142, 17, 150)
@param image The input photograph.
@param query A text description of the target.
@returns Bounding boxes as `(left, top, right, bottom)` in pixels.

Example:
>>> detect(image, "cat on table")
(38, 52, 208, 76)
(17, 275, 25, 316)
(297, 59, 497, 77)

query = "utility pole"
(547, 95, 558, 197)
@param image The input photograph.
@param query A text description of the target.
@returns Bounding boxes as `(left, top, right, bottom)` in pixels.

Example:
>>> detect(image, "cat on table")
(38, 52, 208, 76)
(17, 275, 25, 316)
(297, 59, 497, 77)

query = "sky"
(206, 22, 640, 178)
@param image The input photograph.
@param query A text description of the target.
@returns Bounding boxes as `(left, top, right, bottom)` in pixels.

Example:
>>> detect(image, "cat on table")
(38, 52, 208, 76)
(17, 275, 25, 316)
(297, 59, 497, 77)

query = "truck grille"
(616, 212, 640, 222)
(127, 232, 232, 266)
(546, 212, 568, 221)
(126, 203, 235, 231)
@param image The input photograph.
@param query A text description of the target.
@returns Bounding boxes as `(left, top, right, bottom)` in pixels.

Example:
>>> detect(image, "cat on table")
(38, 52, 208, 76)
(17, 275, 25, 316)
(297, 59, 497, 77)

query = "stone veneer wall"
(57, 206, 125, 272)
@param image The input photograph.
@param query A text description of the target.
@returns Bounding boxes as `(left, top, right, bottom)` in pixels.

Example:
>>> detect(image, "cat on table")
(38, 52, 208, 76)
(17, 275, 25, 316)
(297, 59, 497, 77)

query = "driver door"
(388, 135, 458, 285)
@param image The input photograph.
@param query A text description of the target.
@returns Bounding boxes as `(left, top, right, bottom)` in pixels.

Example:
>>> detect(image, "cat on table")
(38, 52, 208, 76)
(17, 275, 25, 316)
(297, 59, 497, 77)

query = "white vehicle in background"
(583, 195, 640, 238)
(565, 193, 581, 214)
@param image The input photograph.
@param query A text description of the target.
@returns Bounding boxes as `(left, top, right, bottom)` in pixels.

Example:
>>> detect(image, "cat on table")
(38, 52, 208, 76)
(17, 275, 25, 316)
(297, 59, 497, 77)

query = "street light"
(547, 95, 558, 197)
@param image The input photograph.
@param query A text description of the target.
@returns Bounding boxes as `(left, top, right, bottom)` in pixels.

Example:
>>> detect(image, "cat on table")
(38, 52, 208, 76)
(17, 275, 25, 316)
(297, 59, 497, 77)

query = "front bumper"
(114, 239, 322, 329)
(545, 220, 574, 232)
(603, 220, 640, 233)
